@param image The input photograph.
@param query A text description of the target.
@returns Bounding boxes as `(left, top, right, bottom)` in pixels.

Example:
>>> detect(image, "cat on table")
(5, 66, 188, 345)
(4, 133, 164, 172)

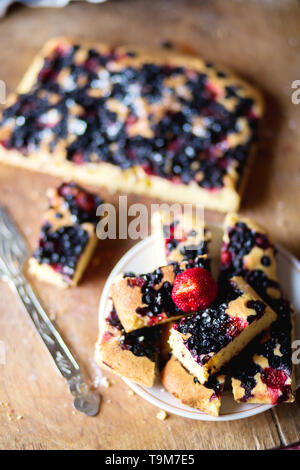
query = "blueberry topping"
(106, 307, 161, 361)
(177, 287, 245, 363)
(33, 224, 89, 279)
(58, 182, 101, 225)
(136, 278, 182, 319)
(194, 374, 223, 397)
(246, 300, 266, 322)
(220, 220, 293, 402)
(0, 43, 259, 191)
(261, 255, 271, 266)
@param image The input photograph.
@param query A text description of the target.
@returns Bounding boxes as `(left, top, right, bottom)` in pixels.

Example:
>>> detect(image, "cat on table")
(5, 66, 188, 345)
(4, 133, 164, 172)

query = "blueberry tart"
(169, 276, 277, 384)
(95, 299, 161, 387)
(160, 356, 225, 417)
(110, 265, 188, 333)
(28, 182, 101, 287)
(220, 214, 295, 404)
(0, 37, 263, 212)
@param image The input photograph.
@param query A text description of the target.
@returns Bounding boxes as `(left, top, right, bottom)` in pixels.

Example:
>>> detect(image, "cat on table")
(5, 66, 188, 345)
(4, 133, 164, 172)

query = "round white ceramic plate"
(98, 225, 300, 421)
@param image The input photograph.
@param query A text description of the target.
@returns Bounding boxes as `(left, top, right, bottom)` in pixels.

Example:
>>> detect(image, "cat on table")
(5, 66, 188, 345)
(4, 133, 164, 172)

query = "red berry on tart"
(171, 267, 218, 313)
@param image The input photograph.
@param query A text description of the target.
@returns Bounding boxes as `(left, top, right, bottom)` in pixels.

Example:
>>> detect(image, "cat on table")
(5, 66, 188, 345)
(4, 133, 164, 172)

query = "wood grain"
(0, 0, 299, 450)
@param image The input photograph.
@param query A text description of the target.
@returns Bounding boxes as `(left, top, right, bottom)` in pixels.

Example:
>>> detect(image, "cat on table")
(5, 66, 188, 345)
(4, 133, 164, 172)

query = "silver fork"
(0, 206, 100, 416)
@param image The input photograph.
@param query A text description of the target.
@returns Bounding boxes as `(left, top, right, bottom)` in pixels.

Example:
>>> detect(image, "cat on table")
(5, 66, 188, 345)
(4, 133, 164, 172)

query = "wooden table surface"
(0, 0, 299, 450)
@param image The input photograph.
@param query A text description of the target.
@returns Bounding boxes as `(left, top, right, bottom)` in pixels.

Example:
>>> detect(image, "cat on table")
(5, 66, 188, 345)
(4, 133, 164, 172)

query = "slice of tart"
(0, 37, 264, 212)
(95, 300, 161, 387)
(219, 213, 278, 291)
(220, 214, 295, 404)
(110, 265, 187, 333)
(160, 356, 225, 417)
(151, 209, 211, 269)
(28, 182, 101, 287)
(169, 276, 277, 384)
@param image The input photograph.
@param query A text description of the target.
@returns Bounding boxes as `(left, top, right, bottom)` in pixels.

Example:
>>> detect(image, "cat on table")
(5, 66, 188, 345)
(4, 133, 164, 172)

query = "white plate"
(99, 226, 300, 421)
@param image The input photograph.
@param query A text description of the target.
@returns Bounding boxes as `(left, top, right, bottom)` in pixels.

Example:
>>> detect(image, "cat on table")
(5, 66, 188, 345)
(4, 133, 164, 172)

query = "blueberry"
(261, 255, 271, 266)
(33, 224, 89, 278)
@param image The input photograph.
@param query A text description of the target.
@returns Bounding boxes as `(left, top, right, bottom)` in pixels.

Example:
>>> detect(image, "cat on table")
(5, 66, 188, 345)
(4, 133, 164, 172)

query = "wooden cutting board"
(0, 0, 299, 450)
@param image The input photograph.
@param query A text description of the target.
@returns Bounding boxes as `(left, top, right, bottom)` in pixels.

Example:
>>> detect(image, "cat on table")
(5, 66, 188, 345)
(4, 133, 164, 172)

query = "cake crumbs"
(128, 390, 135, 396)
(156, 410, 168, 421)
(16, 415, 23, 420)
(100, 377, 110, 388)
(49, 311, 57, 321)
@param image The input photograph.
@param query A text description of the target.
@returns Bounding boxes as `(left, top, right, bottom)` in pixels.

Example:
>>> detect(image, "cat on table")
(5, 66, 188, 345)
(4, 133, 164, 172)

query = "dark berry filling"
(176, 286, 250, 364)
(106, 307, 161, 361)
(193, 374, 223, 399)
(219, 223, 274, 283)
(230, 347, 262, 402)
(261, 255, 271, 266)
(0, 44, 259, 190)
(231, 326, 293, 403)
(179, 242, 207, 260)
(124, 267, 186, 321)
(33, 223, 89, 278)
(57, 182, 102, 225)
(244, 270, 280, 305)
(163, 221, 209, 269)
(221, 221, 294, 402)
(246, 300, 266, 322)
(163, 221, 183, 256)
(219, 222, 257, 277)
(136, 268, 183, 320)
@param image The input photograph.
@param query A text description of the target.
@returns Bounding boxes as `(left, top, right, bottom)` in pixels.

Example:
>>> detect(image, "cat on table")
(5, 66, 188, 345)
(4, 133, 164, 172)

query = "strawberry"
(171, 267, 218, 312)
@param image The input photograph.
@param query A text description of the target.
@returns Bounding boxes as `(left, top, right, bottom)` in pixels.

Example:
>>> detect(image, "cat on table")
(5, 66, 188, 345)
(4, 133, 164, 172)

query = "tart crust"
(95, 300, 157, 387)
(160, 356, 225, 417)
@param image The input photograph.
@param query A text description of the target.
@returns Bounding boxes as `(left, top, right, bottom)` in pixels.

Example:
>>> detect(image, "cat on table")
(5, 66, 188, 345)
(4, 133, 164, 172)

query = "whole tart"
(220, 213, 295, 404)
(169, 276, 277, 384)
(28, 182, 101, 287)
(0, 37, 264, 212)
(95, 300, 161, 387)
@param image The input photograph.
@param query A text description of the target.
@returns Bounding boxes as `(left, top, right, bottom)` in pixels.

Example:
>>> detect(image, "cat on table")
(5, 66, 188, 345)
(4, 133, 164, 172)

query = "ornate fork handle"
(8, 273, 100, 416)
